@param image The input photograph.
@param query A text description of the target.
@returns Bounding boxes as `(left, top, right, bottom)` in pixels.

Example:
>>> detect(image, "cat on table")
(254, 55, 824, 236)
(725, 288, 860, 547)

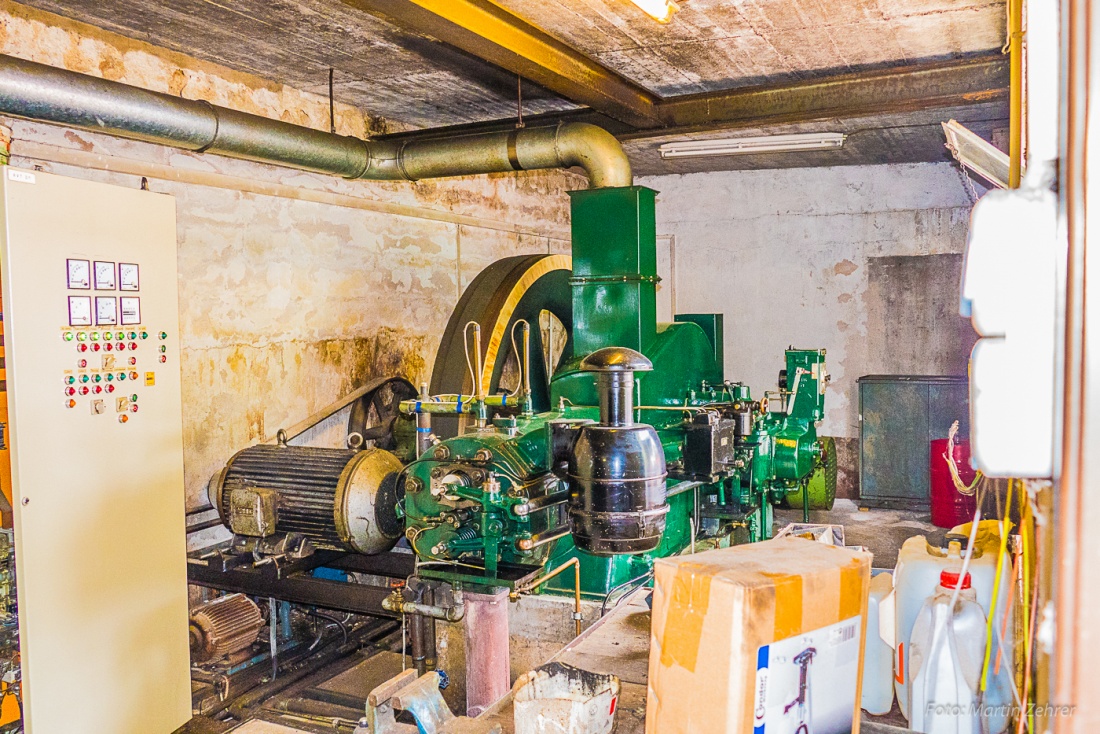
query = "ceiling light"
(630, 0, 679, 23)
(658, 132, 847, 159)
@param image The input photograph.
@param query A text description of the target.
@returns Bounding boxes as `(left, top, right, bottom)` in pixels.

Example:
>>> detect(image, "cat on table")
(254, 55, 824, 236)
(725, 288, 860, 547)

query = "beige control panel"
(0, 167, 190, 734)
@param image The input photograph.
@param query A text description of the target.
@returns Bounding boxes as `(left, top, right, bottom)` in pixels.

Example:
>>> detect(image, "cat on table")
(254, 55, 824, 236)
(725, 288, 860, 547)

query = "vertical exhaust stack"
(559, 346, 669, 555)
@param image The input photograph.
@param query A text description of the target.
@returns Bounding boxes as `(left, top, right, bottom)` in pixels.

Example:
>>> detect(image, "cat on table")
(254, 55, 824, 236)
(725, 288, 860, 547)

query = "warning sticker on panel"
(145, 372, 155, 386)
(753, 616, 861, 734)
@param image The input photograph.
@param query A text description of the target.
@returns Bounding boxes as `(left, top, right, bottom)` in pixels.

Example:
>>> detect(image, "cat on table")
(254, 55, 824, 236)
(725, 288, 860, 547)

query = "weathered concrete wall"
(0, 1, 582, 510)
(640, 163, 980, 496)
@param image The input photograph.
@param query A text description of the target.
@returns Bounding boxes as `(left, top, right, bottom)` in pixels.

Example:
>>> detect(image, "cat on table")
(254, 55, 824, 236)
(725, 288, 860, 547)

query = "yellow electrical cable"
(981, 478, 1014, 692)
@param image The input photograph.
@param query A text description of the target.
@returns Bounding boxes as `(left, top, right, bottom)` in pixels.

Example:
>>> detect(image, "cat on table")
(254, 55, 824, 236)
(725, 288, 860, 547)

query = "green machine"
(397, 186, 836, 598)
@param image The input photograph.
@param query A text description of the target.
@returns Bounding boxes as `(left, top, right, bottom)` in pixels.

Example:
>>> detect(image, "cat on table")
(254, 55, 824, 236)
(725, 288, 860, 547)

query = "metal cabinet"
(858, 375, 969, 509)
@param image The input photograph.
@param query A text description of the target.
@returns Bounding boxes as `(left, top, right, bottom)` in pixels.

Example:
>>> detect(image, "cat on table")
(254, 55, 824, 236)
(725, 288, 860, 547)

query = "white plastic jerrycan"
(908, 569, 987, 734)
(861, 572, 895, 715)
(894, 522, 1014, 733)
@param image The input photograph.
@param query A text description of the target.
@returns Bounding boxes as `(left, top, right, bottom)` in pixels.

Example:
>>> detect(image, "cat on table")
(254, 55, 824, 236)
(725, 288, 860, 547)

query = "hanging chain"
(516, 74, 525, 129)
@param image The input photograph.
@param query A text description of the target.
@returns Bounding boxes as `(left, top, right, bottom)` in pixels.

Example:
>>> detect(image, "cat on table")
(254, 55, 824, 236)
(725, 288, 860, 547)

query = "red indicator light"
(79, 386, 89, 395)
(104, 343, 113, 352)
(128, 357, 137, 366)
(129, 343, 138, 351)
(77, 359, 87, 368)
(105, 384, 115, 393)
(159, 355, 167, 363)
(130, 404, 139, 413)
(91, 343, 101, 352)
(77, 344, 88, 353)
(65, 387, 75, 396)
(93, 386, 102, 394)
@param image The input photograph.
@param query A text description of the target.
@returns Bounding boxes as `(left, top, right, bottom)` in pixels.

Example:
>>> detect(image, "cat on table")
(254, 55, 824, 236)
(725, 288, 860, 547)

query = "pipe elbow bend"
(553, 122, 632, 189)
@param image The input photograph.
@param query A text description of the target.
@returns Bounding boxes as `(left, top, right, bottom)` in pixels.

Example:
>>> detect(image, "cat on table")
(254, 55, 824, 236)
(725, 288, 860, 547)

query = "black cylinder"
(597, 372, 634, 427)
(567, 424, 668, 555)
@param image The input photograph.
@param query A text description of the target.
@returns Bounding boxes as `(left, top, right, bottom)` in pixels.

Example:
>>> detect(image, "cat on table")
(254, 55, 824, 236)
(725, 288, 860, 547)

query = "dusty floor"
(776, 498, 947, 568)
(201, 504, 936, 733)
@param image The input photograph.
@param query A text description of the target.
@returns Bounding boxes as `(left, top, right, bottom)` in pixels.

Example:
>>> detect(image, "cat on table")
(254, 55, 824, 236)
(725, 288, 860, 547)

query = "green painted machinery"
(397, 186, 833, 597)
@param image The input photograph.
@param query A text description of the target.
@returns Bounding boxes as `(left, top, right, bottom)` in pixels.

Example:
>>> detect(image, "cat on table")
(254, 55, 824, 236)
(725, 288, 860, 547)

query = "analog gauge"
(68, 296, 92, 326)
(94, 261, 116, 290)
(119, 263, 139, 291)
(67, 259, 91, 289)
(119, 297, 141, 325)
(95, 297, 118, 326)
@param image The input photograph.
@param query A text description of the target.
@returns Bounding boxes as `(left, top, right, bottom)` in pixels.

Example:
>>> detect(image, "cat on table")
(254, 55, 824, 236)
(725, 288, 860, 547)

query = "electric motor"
(188, 593, 263, 663)
(208, 444, 404, 554)
(557, 347, 669, 555)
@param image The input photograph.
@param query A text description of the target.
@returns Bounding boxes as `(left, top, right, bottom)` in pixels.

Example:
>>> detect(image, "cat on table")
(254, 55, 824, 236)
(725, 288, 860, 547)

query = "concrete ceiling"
(492, 0, 1006, 97)
(16, 0, 1010, 172)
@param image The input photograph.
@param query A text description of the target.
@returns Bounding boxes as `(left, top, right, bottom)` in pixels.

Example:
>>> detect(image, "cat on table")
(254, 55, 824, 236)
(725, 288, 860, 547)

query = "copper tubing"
(511, 557, 582, 636)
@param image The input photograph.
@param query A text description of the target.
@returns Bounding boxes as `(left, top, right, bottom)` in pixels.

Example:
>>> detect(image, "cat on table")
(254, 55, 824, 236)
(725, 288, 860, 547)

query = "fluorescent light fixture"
(630, 0, 679, 23)
(659, 132, 847, 159)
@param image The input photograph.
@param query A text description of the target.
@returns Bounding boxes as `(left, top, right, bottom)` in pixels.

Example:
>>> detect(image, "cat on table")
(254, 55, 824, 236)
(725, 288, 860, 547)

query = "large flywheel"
(431, 254, 572, 437)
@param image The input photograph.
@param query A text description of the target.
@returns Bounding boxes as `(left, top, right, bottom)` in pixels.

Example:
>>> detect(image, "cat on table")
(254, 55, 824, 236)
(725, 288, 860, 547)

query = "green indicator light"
(118, 372, 126, 381)
(93, 374, 102, 383)
(159, 345, 166, 353)
(90, 332, 99, 341)
(103, 332, 112, 341)
(76, 332, 87, 342)
(106, 374, 113, 382)
(63, 332, 74, 342)
(140, 331, 149, 340)
(117, 332, 126, 341)
(130, 394, 138, 402)
(80, 374, 89, 383)
(128, 332, 137, 340)
(159, 332, 167, 340)
(65, 376, 75, 385)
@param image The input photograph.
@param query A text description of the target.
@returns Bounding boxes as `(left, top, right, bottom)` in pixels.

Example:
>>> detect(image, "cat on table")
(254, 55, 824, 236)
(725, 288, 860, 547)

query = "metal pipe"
(382, 593, 465, 622)
(511, 557, 582, 636)
(1007, 0, 1023, 188)
(0, 55, 631, 188)
(515, 524, 571, 550)
(513, 490, 570, 517)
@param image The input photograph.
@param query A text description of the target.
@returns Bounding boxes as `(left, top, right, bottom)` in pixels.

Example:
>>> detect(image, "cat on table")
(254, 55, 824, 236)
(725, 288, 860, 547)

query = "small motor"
(189, 593, 264, 663)
(554, 347, 668, 555)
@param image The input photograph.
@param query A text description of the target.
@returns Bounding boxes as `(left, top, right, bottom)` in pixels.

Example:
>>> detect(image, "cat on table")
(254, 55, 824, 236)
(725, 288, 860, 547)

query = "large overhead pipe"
(0, 54, 631, 188)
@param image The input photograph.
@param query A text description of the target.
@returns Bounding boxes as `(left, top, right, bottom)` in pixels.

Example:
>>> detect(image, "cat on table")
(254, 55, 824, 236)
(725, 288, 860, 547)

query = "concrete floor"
(208, 503, 938, 733)
(776, 498, 947, 568)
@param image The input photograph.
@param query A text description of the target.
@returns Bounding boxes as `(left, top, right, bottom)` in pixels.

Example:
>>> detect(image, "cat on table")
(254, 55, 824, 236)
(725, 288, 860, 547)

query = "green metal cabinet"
(858, 375, 970, 509)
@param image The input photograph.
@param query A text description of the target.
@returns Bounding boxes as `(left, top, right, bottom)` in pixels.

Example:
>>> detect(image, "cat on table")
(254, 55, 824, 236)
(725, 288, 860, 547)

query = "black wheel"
(347, 376, 418, 453)
(430, 254, 572, 437)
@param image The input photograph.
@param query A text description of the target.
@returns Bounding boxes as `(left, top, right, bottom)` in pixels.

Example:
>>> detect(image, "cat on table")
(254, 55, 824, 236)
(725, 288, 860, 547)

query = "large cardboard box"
(647, 537, 872, 734)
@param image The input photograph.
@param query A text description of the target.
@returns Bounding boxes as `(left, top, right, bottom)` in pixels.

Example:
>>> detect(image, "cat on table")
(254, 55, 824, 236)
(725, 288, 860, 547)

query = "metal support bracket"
(356, 669, 501, 734)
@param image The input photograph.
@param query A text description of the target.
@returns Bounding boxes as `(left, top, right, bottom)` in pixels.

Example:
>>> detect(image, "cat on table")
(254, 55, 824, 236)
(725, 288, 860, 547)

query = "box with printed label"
(646, 536, 872, 734)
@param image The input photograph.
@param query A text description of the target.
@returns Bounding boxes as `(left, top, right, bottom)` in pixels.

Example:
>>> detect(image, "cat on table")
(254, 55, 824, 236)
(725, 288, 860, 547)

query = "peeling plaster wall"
(640, 163, 980, 496)
(0, 3, 581, 510)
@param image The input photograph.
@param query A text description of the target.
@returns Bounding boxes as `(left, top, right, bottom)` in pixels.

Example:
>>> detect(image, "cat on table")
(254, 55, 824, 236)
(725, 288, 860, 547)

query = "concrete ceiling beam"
(342, 0, 662, 128)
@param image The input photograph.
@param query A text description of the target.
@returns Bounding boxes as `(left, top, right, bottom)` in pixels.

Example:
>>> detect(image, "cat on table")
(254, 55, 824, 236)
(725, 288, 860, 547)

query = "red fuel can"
(930, 438, 978, 528)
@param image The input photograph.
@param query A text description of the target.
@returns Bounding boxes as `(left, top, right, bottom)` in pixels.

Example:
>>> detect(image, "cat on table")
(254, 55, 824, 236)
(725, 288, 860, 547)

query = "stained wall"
(0, 1, 581, 511)
(640, 163, 982, 496)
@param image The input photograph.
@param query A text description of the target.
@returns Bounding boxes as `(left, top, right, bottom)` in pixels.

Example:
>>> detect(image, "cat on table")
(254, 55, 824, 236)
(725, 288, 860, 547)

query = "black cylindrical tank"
(566, 347, 668, 555)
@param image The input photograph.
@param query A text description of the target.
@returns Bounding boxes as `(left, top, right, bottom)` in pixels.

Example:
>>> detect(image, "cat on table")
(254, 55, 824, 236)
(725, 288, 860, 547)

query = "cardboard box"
(647, 536, 872, 734)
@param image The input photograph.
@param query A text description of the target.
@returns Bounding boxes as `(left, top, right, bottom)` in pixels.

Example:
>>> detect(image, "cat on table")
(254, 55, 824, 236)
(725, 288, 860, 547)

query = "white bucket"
(512, 662, 620, 734)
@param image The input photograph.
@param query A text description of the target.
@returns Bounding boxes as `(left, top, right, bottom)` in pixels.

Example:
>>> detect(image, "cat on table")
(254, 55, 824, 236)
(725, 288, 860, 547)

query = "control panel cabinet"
(0, 168, 190, 733)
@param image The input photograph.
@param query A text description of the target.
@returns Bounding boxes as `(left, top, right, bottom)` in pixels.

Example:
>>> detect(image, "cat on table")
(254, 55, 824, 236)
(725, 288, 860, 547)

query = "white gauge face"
(68, 296, 92, 326)
(94, 261, 116, 290)
(119, 297, 141, 325)
(119, 263, 139, 291)
(95, 296, 117, 325)
(67, 259, 90, 290)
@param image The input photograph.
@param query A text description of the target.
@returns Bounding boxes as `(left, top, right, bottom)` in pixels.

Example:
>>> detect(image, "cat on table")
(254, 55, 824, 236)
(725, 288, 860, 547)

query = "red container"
(930, 438, 978, 528)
